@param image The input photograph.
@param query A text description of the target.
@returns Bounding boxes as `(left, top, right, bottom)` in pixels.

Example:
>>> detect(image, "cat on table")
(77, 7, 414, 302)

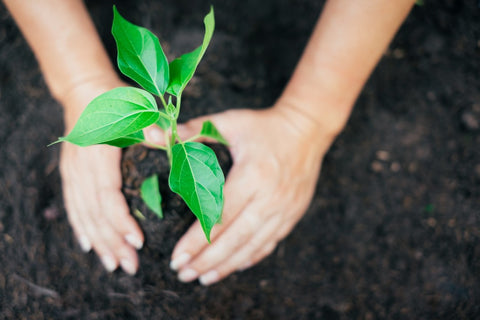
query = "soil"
(1, 0, 479, 319)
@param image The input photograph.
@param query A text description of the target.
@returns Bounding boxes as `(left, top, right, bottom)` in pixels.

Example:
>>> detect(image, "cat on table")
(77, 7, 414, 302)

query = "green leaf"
(57, 87, 159, 147)
(169, 142, 224, 241)
(156, 111, 171, 130)
(141, 174, 163, 218)
(199, 120, 228, 145)
(103, 130, 145, 148)
(166, 7, 215, 96)
(112, 6, 169, 96)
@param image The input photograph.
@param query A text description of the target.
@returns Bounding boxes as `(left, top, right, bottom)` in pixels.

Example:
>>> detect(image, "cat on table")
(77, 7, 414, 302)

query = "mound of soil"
(0, 0, 479, 319)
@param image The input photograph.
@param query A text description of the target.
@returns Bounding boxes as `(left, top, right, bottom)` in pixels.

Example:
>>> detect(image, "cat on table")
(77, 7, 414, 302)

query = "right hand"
(58, 78, 144, 275)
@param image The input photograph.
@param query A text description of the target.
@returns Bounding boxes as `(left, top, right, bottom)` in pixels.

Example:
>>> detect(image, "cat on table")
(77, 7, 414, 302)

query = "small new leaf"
(169, 142, 224, 242)
(112, 6, 169, 96)
(57, 87, 159, 147)
(166, 99, 176, 117)
(156, 111, 171, 131)
(167, 7, 215, 97)
(200, 120, 228, 145)
(141, 174, 163, 218)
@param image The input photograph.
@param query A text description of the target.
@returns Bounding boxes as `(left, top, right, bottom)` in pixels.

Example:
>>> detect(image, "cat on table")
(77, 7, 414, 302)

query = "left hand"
(145, 104, 335, 285)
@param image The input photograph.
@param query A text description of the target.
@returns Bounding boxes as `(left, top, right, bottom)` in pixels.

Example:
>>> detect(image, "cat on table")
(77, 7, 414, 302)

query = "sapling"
(51, 6, 227, 242)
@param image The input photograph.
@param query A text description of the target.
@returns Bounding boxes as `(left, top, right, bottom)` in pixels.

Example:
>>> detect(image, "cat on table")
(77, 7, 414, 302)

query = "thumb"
(177, 116, 208, 141)
(177, 113, 230, 143)
(143, 124, 167, 147)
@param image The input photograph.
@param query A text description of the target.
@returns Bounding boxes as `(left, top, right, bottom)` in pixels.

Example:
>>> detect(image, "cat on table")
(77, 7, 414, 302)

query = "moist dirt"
(0, 0, 479, 319)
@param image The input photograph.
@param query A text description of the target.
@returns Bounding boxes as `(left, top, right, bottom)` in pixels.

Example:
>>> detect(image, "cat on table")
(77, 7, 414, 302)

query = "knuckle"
(238, 214, 259, 240)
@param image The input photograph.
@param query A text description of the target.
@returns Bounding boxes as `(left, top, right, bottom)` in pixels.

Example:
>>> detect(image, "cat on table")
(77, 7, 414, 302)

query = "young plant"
(52, 6, 226, 242)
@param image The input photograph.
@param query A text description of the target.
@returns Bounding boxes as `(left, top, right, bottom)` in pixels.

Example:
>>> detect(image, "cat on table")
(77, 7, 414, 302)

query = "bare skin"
(4, 0, 415, 283)
(3, 0, 143, 274)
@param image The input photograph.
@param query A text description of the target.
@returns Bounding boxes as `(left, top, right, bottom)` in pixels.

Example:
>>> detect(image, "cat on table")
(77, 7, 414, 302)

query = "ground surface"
(0, 0, 479, 319)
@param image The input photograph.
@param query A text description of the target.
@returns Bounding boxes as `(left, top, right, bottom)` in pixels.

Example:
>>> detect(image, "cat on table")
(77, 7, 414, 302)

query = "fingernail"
(178, 268, 198, 283)
(125, 234, 143, 250)
(199, 270, 219, 286)
(78, 236, 91, 252)
(120, 259, 137, 275)
(101, 256, 117, 272)
(170, 253, 191, 271)
(147, 127, 163, 144)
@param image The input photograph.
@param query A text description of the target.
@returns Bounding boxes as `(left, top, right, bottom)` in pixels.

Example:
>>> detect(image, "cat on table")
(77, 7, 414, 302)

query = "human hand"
(59, 79, 144, 275)
(145, 104, 335, 285)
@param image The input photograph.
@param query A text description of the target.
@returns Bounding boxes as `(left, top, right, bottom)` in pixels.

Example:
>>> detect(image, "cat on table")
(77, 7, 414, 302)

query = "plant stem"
(143, 141, 168, 151)
(174, 95, 182, 120)
(159, 94, 168, 110)
(158, 93, 174, 165)
(165, 129, 172, 166)
(162, 93, 184, 167)
(185, 134, 202, 143)
(171, 119, 182, 145)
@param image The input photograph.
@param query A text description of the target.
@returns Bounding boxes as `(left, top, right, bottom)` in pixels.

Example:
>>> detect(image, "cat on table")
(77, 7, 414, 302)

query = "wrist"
(274, 91, 350, 148)
(272, 99, 339, 156)
(277, 61, 360, 140)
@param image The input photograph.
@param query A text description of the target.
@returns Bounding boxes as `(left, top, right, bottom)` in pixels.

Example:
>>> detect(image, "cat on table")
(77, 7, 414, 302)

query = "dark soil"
(1, 0, 479, 319)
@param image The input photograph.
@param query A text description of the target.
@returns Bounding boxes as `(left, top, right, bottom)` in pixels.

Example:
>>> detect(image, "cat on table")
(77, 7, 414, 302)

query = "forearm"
(3, 0, 119, 105)
(277, 0, 415, 139)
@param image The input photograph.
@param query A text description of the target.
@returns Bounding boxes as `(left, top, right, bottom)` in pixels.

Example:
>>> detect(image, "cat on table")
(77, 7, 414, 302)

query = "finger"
(66, 177, 120, 272)
(88, 211, 138, 275)
(177, 116, 210, 140)
(237, 210, 306, 274)
(241, 241, 277, 271)
(176, 199, 265, 283)
(143, 124, 166, 146)
(92, 186, 139, 275)
(89, 146, 141, 274)
(202, 241, 278, 286)
(97, 187, 141, 273)
(197, 214, 283, 286)
(66, 163, 137, 275)
(177, 111, 233, 143)
(62, 181, 91, 252)
(97, 183, 144, 250)
(93, 152, 144, 251)
(170, 164, 254, 271)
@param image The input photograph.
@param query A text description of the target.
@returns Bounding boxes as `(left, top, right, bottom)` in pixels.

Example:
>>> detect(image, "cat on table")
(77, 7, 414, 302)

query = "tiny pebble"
(448, 219, 456, 227)
(43, 205, 61, 220)
(461, 111, 479, 131)
(390, 162, 401, 172)
(414, 250, 423, 260)
(408, 163, 418, 173)
(426, 217, 437, 228)
(4, 234, 13, 243)
(371, 161, 383, 172)
(376, 150, 390, 161)
(393, 48, 405, 59)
